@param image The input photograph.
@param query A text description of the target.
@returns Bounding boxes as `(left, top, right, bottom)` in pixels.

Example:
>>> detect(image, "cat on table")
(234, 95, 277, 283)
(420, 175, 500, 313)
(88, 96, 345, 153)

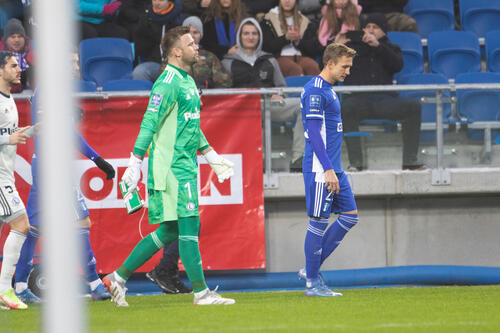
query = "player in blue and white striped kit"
(13, 89, 115, 303)
(299, 43, 359, 296)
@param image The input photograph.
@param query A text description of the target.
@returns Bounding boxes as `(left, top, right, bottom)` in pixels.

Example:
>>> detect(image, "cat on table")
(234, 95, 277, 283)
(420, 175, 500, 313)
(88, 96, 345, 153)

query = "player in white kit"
(0, 51, 33, 310)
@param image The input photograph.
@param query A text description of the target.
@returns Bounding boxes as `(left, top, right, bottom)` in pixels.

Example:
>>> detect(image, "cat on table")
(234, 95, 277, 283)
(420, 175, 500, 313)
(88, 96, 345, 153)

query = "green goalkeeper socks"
(117, 222, 177, 280)
(178, 216, 207, 292)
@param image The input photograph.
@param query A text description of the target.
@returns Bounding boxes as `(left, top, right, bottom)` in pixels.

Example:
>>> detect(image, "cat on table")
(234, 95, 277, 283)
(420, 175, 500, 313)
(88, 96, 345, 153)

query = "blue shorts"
(303, 171, 357, 218)
(27, 157, 89, 227)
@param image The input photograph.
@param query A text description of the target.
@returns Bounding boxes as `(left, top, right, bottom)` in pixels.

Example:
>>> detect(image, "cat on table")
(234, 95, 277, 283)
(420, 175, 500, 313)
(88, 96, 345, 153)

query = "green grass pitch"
(3, 285, 500, 332)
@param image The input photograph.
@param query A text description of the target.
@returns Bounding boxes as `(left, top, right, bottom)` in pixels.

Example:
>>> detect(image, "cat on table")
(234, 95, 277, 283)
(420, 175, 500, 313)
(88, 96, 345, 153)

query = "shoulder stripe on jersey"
(0, 187, 12, 216)
(314, 77, 323, 88)
(163, 70, 175, 84)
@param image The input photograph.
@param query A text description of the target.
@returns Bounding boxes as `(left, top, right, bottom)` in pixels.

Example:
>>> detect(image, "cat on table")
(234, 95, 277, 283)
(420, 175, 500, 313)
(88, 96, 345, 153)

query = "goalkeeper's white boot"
(193, 286, 235, 305)
(103, 272, 129, 307)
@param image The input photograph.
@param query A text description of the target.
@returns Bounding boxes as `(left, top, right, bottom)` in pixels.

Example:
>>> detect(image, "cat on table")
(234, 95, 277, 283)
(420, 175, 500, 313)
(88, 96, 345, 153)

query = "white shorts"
(0, 183, 26, 223)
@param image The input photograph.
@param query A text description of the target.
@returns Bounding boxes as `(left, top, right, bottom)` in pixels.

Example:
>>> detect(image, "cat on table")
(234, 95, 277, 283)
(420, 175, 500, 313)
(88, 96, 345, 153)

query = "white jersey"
(0, 92, 19, 186)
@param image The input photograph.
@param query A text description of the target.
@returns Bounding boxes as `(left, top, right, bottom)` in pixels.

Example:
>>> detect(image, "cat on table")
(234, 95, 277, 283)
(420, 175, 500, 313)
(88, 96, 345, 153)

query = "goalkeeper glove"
(122, 153, 142, 193)
(203, 149, 234, 183)
(94, 157, 115, 180)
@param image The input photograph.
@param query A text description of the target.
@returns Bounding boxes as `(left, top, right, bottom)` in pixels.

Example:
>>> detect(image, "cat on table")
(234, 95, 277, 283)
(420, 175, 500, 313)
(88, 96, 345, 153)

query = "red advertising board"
(1, 94, 265, 274)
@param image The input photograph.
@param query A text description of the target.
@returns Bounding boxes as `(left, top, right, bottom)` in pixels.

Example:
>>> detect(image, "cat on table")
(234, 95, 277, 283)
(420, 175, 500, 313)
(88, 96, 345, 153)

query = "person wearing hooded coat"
(222, 17, 306, 171)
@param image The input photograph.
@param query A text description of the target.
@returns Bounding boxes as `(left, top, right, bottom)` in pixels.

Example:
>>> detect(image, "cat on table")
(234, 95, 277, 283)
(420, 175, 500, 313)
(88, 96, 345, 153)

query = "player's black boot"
(146, 267, 178, 294)
(172, 274, 192, 294)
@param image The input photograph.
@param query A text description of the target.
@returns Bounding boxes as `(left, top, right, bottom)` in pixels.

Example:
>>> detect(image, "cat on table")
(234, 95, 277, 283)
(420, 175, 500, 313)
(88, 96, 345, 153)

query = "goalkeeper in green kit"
(103, 26, 235, 306)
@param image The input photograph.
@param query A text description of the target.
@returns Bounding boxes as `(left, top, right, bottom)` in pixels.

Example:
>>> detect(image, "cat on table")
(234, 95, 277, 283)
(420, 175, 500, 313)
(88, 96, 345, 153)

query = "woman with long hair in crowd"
(318, 0, 362, 46)
(200, 0, 247, 59)
(261, 0, 323, 77)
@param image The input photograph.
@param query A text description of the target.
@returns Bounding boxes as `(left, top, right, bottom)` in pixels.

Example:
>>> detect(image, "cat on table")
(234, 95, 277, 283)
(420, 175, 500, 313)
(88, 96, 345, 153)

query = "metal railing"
(15, 82, 500, 188)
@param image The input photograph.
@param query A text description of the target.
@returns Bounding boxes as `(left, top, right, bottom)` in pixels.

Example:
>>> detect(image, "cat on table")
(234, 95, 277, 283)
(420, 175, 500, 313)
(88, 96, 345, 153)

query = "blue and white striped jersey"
(300, 75, 344, 174)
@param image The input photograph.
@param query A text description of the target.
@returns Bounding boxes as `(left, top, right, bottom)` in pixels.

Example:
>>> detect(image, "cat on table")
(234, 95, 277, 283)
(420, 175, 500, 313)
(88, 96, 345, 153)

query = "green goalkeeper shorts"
(148, 177, 199, 224)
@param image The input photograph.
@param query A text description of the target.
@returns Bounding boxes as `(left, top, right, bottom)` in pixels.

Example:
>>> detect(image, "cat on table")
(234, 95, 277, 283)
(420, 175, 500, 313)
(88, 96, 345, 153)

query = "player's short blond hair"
(322, 43, 356, 66)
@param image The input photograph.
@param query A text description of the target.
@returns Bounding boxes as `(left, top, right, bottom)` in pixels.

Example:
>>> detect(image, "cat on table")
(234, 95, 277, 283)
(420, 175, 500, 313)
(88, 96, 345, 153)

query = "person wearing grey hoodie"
(222, 17, 305, 172)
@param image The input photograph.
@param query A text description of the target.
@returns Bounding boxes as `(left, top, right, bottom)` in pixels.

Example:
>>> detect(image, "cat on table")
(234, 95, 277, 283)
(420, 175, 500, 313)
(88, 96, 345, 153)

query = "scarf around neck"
(215, 18, 235, 47)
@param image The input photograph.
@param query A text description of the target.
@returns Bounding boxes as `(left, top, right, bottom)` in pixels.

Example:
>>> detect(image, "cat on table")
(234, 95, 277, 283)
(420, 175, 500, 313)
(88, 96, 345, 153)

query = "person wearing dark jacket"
(117, 0, 150, 38)
(260, 0, 323, 77)
(241, 0, 278, 17)
(358, 0, 417, 32)
(341, 13, 423, 171)
(181, 0, 210, 17)
(223, 17, 305, 171)
(132, 0, 184, 81)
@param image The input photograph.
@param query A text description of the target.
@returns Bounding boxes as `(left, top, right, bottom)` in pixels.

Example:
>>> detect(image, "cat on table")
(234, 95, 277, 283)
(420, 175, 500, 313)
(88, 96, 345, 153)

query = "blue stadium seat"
(456, 72, 500, 140)
(399, 73, 451, 142)
(79, 38, 133, 87)
(76, 80, 98, 92)
(387, 32, 424, 81)
(102, 79, 153, 91)
(486, 30, 500, 72)
(459, 0, 500, 37)
(404, 0, 455, 38)
(285, 75, 314, 97)
(427, 31, 480, 79)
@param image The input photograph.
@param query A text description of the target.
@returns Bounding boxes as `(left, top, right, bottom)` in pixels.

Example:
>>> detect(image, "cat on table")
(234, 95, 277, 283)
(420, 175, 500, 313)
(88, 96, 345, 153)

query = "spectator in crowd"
(200, 0, 247, 60)
(116, 0, 150, 38)
(222, 18, 305, 171)
(261, 0, 322, 77)
(132, 0, 184, 82)
(18, 0, 35, 36)
(0, 18, 33, 92)
(182, 0, 211, 17)
(341, 13, 424, 171)
(318, 0, 362, 47)
(158, 16, 232, 88)
(358, 0, 417, 33)
(77, 0, 130, 41)
(241, 0, 278, 17)
(184, 16, 231, 88)
(298, 0, 323, 22)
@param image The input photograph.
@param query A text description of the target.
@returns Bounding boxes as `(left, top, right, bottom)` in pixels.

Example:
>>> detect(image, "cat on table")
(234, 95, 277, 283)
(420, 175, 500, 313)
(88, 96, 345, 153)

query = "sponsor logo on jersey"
(0, 127, 15, 135)
(11, 196, 20, 206)
(150, 93, 163, 107)
(337, 123, 343, 132)
(186, 202, 195, 211)
(310, 95, 321, 112)
(184, 112, 200, 121)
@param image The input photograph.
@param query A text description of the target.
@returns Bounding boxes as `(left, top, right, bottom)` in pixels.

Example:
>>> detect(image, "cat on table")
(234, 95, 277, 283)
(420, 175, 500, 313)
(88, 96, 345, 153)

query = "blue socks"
(15, 228, 40, 285)
(80, 228, 99, 285)
(304, 218, 329, 282)
(320, 214, 359, 265)
(304, 214, 359, 283)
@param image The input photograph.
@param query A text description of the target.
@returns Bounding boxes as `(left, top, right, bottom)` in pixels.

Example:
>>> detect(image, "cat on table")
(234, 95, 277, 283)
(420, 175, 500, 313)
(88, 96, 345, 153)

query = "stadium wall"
(264, 168, 500, 273)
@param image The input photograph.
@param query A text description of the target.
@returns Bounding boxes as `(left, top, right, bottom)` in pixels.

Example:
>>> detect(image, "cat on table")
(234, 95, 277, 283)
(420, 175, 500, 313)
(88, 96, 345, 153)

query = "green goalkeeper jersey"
(133, 64, 209, 190)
